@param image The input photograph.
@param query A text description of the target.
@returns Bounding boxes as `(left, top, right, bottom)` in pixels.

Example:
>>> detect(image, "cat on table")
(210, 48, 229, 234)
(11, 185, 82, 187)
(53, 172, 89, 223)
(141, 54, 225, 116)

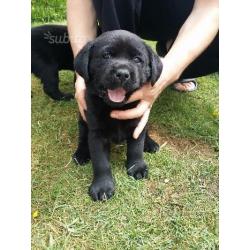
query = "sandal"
(171, 78, 198, 92)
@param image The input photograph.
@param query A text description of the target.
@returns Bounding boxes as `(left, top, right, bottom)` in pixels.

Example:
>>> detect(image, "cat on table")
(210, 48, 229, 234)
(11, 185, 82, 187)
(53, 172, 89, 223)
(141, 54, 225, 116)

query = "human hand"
(110, 58, 171, 139)
(110, 82, 161, 139)
(75, 74, 87, 121)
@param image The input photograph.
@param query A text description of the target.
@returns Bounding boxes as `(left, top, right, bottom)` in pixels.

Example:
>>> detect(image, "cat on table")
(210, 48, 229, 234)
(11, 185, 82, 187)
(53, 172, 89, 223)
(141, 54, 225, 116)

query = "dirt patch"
(148, 124, 216, 158)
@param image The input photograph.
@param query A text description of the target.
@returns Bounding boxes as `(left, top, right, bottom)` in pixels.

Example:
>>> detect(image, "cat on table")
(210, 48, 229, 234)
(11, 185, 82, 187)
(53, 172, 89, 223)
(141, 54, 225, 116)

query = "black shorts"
(93, 0, 218, 78)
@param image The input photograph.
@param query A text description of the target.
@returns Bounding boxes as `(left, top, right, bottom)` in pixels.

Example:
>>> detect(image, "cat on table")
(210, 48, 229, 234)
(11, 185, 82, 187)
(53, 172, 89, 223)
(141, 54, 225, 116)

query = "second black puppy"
(73, 30, 163, 201)
(31, 25, 74, 101)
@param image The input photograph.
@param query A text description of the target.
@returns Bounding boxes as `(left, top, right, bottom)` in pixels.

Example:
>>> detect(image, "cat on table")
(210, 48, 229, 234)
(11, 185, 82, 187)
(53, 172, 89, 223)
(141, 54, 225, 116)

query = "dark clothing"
(92, 0, 218, 79)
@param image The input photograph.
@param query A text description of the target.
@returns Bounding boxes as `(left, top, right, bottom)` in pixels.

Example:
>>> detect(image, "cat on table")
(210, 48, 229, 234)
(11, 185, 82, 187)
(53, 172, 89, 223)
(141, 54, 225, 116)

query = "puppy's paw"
(44, 89, 74, 101)
(144, 137, 159, 153)
(72, 150, 90, 166)
(89, 177, 115, 201)
(59, 92, 74, 101)
(127, 161, 148, 180)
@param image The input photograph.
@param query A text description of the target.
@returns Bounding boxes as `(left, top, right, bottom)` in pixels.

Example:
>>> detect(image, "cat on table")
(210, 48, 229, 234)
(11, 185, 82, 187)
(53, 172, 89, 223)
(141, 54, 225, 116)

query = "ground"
(32, 52, 219, 248)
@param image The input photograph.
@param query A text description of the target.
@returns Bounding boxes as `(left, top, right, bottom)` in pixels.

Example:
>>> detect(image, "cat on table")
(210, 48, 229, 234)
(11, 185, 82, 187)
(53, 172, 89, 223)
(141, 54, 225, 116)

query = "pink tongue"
(107, 87, 126, 102)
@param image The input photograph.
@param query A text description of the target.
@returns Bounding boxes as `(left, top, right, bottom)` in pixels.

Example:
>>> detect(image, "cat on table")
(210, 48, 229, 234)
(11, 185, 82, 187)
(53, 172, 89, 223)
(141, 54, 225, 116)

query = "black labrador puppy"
(73, 30, 163, 201)
(31, 25, 74, 101)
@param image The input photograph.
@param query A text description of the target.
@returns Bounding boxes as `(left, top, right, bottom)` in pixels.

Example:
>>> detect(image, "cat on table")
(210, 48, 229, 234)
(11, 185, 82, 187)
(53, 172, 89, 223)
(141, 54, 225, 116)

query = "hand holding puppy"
(74, 74, 87, 121)
(111, 58, 171, 139)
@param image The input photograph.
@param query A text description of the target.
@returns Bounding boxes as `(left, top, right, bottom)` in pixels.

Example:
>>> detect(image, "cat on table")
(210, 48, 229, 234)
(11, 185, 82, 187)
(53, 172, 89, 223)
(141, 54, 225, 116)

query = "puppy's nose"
(115, 69, 130, 82)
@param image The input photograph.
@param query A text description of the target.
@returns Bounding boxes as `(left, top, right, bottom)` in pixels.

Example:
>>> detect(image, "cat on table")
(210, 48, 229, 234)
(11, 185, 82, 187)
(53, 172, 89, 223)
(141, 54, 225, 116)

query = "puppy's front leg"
(73, 117, 90, 165)
(88, 131, 114, 201)
(126, 129, 148, 180)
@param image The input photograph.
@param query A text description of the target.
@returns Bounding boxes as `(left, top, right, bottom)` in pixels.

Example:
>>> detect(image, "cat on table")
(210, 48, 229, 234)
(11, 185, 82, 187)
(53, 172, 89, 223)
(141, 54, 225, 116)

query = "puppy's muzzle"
(114, 68, 130, 83)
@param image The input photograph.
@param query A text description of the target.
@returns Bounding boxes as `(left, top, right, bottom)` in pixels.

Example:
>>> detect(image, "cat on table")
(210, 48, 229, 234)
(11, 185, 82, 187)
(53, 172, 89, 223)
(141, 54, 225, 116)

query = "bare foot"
(172, 80, 197, 92)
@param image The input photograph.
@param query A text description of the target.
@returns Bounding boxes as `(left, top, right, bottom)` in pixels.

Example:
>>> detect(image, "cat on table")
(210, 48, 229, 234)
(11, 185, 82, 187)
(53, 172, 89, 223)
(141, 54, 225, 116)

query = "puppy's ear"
(145, 44, 163, 86)
(74, 41, 94, 82)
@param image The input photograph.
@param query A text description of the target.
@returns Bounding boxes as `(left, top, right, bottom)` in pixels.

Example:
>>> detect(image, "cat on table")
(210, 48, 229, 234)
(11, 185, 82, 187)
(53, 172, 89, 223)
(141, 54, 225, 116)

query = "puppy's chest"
(103, 118, 138, 144)
(88, 110, 139, 143)
(87, 96, 140, 143)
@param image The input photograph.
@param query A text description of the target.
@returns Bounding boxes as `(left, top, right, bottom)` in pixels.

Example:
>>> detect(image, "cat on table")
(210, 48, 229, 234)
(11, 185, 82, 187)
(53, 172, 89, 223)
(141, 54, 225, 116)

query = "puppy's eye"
(103, 51, 111, 59)
(133, 56, 142, 63)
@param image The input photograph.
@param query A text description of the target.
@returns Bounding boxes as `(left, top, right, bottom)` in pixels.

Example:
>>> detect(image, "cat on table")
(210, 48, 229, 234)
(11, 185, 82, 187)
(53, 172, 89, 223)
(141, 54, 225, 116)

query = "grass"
(32, 0, 66, 23)
(32, 63, 218, 248)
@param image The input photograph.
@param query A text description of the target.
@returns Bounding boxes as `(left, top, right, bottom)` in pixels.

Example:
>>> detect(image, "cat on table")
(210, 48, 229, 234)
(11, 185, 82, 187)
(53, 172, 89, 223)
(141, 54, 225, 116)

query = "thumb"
(126, 88, 143, 103)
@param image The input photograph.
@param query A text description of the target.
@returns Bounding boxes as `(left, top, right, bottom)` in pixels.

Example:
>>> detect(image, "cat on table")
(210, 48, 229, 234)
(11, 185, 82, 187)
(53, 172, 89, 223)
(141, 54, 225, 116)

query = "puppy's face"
(75, 30, 162, 107)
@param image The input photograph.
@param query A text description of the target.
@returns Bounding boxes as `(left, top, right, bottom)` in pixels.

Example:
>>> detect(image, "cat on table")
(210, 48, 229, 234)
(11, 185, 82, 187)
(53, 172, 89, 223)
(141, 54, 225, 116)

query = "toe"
(107, 190, 114, 199)
(72, 152, 90, 166)
(173, 82, 186, 91)
(61, 93, 74, 101)
(99, 192, 107, 201)
(127, 162, 148, 180)
(135, 172, 143, 180)
(172, 81, 197, 92)
(142, 169, 148, 178)
(89, 189, 98, 201)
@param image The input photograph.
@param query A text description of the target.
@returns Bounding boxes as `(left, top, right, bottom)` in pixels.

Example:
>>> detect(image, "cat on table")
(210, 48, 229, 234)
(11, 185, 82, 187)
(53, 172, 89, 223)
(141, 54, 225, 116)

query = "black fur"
(31, 25, 74, 101)
(73, 30, 163, 201)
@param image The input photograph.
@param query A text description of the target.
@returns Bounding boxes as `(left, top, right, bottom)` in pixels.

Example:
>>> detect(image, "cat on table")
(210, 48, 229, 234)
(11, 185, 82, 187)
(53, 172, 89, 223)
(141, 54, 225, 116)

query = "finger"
(75, 74, 86, 90)
(126, 89, 143, 103)
(133, 108, 150, 139)
(111, 101, 149, 120)
(82, 92, 87, 111)
(77, 101, 87, 121)
(75, 91, 87, 121)
(75, 91, 86, 107)
(126, 83, 152, 103)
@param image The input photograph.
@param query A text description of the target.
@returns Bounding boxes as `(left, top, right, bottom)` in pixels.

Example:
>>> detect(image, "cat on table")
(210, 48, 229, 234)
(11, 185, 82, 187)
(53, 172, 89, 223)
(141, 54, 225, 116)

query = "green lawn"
(32, 65, 218, 249)
(32, 0, 66, 23)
